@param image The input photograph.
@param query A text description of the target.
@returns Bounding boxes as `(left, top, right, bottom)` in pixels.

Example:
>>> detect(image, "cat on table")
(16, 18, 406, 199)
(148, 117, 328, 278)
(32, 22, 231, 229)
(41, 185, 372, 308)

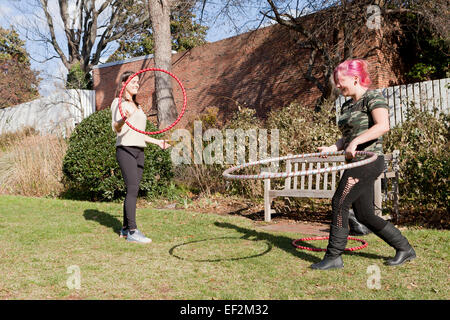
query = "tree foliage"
(403, 24, 449, 81)
(0, 27, 40, 108)
(24, 0, 207, 89)
(20, 0, 150, 88)
(107, 8, 207, 62)
(66, 62, 93, 90)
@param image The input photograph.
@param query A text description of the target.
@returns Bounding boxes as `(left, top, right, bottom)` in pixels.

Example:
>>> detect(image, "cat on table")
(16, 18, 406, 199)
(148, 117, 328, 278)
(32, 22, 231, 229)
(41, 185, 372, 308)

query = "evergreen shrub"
(384, 107, 449, 212)
(62, 109, 173, 201)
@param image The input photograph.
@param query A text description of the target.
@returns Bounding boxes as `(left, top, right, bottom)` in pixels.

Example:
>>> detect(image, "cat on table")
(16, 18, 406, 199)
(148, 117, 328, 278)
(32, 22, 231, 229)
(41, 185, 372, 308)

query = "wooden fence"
(335, 78, 449, 127)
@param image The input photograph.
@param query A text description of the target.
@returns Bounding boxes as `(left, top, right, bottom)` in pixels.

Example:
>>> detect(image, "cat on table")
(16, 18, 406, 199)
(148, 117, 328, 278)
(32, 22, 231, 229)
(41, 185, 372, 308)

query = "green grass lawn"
(0, 195, 448, 300)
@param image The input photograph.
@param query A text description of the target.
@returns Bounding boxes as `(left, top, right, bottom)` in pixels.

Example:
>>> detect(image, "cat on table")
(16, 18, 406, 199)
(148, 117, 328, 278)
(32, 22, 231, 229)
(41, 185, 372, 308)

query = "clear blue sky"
(0, 0, 274, 97)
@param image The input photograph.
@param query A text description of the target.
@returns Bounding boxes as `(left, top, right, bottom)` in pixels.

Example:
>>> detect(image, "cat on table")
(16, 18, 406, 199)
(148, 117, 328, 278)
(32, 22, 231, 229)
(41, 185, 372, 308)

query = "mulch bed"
(145, 195, 449, 230)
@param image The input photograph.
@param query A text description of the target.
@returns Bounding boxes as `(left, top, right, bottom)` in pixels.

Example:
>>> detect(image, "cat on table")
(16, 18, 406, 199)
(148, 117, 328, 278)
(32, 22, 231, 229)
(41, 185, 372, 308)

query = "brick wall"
(93, 23, 404, 129)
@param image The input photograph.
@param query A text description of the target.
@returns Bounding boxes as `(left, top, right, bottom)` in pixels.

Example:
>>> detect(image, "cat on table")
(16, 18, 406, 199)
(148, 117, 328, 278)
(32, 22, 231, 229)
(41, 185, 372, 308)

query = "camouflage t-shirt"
(338, 90, 389, 158)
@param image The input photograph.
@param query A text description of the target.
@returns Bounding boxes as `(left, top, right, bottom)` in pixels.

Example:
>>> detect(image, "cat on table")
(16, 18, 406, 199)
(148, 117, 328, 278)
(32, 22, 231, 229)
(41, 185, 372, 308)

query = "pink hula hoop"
(292, 236, 368, 252)
(118, 68, 187, 135)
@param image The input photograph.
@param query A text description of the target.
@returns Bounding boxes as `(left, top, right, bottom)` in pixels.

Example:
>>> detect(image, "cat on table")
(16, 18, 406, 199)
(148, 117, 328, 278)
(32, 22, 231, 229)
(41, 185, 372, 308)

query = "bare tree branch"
(39, 0, 70, 69)
(18, 0, 152, 84)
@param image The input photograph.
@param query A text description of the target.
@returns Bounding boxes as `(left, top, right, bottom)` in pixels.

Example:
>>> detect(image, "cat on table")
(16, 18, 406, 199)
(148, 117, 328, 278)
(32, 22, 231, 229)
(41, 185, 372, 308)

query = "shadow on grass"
(83, 209, 122, 235)
(59, 188, 93, 201)
(169, 236, 273, 262)
(213, 222, 386, 264)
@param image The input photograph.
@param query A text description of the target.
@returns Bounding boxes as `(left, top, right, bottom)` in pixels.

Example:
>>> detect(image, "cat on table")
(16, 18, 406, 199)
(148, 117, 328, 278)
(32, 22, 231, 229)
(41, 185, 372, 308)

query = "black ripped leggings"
(331, 156, 388, 232)
(116, 146, 145, 230)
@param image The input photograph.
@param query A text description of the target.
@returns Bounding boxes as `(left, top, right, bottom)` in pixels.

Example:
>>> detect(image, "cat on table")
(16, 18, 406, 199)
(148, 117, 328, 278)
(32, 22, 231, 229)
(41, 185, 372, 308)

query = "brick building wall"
(93, 22, 404, 129)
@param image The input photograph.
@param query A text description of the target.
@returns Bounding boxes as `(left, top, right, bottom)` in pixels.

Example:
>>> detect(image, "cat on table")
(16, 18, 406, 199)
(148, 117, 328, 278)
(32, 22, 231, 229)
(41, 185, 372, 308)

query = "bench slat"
(301, 163, 305, 189)
(308, 163, 313, 190)
(315, 162, 320, 190)
(293, 163, 298, 189)
(332, 163, 337, 191)
(323, 163, 329, 190)
(269, 189, 336, 198)
(285, 159, 292, 190)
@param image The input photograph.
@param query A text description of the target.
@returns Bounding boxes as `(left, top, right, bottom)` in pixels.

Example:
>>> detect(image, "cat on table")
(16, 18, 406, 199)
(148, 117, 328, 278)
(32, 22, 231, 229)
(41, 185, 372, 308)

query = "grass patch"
(0, 195, 448, 300)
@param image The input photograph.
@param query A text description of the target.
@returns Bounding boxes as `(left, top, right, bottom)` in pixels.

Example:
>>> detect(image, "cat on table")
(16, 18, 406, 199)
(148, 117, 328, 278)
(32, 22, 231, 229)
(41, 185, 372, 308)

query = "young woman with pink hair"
(311, 59, 416, 270)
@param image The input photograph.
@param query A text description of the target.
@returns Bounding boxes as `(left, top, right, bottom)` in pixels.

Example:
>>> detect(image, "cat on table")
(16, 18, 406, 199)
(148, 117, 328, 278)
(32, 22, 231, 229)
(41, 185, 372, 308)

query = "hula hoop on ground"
(222, 150, 378, 180)
(118, 68, 187, 135)
(292, 236, 368, 252)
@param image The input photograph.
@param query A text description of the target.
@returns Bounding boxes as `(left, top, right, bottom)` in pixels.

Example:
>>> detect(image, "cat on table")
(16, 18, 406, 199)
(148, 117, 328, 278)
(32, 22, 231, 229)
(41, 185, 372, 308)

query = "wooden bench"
(263, 150, 400, 222)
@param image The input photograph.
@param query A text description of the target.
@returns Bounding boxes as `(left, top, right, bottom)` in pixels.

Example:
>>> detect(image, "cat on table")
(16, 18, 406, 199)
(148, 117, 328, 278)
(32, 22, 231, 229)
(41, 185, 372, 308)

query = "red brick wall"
(93, 23, 403, 128)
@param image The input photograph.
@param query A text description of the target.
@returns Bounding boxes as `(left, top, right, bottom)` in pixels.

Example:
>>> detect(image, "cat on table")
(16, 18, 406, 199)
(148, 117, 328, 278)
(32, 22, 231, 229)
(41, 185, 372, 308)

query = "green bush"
(384, 107, 449, 211)
(62, 109, 173, 201)
(222, 107, 265, 199)
(173, 101, 341, 200)
(221, 102, 341, 198)
(266, 100, 341, 155)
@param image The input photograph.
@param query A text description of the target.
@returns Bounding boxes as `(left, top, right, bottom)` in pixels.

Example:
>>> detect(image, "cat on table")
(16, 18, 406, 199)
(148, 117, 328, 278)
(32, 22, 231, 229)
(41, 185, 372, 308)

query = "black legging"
(331, 156, 388, 232)
(116, 146, 145, 230)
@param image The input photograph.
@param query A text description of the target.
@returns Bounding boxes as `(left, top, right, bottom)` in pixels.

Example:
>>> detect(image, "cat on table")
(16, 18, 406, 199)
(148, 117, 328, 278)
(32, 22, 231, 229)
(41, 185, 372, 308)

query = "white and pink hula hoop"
(222, 150, 378, 180)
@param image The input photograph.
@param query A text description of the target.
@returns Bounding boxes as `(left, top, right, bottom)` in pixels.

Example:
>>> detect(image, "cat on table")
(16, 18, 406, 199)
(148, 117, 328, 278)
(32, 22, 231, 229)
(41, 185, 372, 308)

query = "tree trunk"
(315, 73, 341, 112)
(147, 0, 178, 130)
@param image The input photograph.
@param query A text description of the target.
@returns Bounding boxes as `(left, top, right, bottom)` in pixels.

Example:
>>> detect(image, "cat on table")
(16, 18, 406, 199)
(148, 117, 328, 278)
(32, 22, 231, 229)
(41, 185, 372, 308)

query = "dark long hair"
(115, 71, 138, 104)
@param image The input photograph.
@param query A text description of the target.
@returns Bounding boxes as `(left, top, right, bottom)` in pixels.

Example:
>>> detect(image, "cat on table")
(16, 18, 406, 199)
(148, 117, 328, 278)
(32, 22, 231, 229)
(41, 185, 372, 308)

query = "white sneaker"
(126, 229, 152, 244)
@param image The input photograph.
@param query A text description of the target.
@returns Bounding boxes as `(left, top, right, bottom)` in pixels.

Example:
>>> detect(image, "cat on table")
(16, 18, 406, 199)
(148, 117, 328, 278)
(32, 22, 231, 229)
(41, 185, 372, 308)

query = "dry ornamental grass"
(0, 134, 67, 197)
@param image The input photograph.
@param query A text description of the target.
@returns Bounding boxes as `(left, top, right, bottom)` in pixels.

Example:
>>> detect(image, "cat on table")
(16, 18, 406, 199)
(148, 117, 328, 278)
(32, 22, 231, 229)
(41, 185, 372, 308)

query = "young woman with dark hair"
(111, 71, 170, 244)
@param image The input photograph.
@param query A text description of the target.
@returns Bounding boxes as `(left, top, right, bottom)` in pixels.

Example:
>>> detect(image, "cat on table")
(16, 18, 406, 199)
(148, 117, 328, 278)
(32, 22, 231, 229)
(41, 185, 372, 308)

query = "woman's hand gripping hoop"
(118, 68, 187, 135)
(222, 150, 378, 180)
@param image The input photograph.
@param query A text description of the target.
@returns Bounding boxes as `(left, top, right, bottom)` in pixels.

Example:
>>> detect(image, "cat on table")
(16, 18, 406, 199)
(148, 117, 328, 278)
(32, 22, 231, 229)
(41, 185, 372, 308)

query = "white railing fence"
(0, 89, 95, 137)
(335, 78, 450, 127)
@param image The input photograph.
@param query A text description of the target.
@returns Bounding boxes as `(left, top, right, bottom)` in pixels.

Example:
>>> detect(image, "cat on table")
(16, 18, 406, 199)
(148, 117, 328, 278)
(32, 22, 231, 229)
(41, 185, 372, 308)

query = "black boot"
(348, 209, 372, 236)
(310, 225, 349, 270)
(375, 222, 416, 266)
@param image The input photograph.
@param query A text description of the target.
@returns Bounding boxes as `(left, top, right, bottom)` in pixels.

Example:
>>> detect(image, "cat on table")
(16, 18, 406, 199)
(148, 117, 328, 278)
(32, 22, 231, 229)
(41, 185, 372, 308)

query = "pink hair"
(334, 59, 372, 88)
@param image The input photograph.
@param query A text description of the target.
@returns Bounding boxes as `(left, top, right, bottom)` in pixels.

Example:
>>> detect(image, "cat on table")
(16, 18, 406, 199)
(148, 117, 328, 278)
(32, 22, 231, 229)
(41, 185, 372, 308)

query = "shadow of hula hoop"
(169, 236, 272, 262)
